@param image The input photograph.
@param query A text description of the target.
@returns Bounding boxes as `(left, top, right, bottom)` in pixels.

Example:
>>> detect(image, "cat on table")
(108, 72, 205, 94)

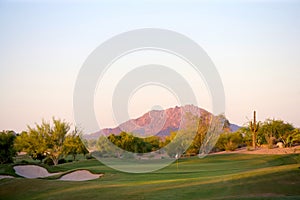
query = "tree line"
(0, 118, 88, 165)
(1, 113, 300, 164)
(92, 113, 300, 158)
(214, 118, 300, 152)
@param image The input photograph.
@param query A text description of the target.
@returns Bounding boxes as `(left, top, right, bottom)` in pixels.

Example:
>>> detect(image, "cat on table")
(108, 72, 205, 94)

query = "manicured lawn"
(0, 154, 300, 200)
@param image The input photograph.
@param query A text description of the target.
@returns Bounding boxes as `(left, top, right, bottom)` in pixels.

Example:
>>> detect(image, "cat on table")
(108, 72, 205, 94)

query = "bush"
(20, 160, 29, 164)
(43, 157, 54, 166)
(216, 132, 243, 151)
(0, 131, 16, 164)
(58, 158, 66, 164)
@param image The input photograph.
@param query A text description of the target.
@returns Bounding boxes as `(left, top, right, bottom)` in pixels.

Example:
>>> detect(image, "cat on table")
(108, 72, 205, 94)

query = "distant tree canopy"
(95, 116, 300, 157)
(95, 132, 161, 158)
(14, 118, 88, 165)
(95, 114, 226, 158)
(0, 130, 17, 164)
(111, 132, 159, 153)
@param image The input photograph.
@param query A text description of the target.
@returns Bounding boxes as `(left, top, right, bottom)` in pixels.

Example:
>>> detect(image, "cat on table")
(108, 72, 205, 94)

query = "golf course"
(1, 153, 300, 200)
(1, 1, 300, 199)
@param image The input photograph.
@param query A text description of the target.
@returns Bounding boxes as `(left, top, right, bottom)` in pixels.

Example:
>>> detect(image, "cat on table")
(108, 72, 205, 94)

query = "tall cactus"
(249, 111, 259, 148)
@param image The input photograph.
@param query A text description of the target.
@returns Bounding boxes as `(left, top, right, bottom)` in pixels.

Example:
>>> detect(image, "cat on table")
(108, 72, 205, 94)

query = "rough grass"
(0, 154, 300, 200)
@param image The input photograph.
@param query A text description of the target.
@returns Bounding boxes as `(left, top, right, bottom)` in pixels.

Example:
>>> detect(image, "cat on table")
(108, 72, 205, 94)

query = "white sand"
(0, 175, 14, 179)
(13, 165, 60, 179)
(59, 170, 103, 181)
(13, 165, 103, 181)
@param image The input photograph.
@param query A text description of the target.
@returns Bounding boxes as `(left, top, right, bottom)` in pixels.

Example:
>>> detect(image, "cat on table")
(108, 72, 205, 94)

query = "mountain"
(84, 105, 239, 140)
(229, 123, 241, 132)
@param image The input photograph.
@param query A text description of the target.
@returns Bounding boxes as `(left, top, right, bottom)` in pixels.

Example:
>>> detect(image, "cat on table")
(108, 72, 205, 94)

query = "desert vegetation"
(92, 115, 300, 158)
(1, 113, 300, 165)
(1, 118, 88, 166)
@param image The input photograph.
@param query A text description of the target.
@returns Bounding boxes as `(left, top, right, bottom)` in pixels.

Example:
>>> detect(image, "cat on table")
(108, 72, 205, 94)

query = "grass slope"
(0, 154, 300, 200)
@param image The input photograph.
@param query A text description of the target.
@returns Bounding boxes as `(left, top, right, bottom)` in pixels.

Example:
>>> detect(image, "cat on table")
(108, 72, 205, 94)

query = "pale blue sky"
(1, 0, 300, 132)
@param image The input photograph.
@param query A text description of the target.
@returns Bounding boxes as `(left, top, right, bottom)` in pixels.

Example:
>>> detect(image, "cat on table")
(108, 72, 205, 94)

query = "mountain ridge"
(84, 105, 240, 140)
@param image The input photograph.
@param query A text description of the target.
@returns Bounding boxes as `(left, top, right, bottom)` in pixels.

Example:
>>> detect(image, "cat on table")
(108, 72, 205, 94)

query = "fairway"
(1, 154, 300, 200)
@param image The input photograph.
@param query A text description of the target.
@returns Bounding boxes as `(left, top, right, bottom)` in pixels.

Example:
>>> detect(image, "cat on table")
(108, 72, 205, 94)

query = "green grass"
(1, 154, 300, 200)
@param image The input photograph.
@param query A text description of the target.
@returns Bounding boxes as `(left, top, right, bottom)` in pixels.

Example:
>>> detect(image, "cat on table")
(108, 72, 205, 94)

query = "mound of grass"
(0, 164, 16, 177)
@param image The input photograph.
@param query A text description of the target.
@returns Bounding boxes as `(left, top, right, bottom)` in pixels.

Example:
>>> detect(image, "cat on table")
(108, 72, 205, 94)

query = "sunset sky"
(1, 1, 300, 133)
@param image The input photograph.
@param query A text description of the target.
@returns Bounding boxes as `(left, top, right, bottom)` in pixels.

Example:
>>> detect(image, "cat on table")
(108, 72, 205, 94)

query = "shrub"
(20, 160, 29, 164)
(43, 157, 54, 165)
(0, 131, 16, 164)
(58, 158, 66, 164)
(216, 132, 243, 151)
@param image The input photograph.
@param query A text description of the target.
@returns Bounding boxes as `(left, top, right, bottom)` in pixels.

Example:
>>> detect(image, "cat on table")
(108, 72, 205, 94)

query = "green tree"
(187, 114, 210, 154)
(164, 131, 182, 157)
(164, 130, 195, 157)
(215, 132, 243, 151)
(63, 128, 88, 161)
(97, 135, 121, 157)
(259, 119, 294, 148)
(198, 114, 229, 155)
(97, 132, 160, 158)
(44, 118, 69, 165)
(0, 130, 17, 164)
(272, 120, 294, 147)
(259, 120, 273, 148)
(144, 136, 160, 151)
(15, 118, 80, 165)
(14, 130, 47, 162)
(238, 127, 252, 147)
(285, 128, 300, 147)
(164, 113, 224, 157)
(108, 132, 153, 154)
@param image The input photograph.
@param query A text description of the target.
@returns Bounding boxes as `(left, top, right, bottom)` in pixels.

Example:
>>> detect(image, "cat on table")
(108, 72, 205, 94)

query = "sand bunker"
(59, 170, 103, 181)
(13, 165, 103, 181)
(13, 165, 60, 178)
(0, 175, 14, 179)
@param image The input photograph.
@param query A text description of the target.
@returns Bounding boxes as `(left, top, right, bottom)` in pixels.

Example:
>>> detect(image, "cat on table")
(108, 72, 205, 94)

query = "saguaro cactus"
(249, 111, 259, 149)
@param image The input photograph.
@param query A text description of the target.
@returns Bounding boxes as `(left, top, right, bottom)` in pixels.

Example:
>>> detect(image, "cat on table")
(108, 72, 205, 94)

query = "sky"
(0, 0, 300, 133)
